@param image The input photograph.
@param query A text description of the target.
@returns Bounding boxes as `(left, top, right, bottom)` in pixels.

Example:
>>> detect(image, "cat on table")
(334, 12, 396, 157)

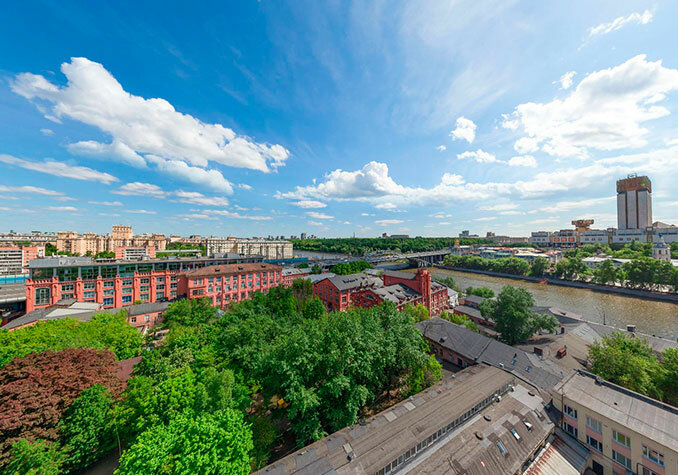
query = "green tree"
(58, 385, 115, 470)
(0, 311, 142, 368)
(594, 259, 618, 285)
(661, 348, 678, 406)
(6, 439, 66, 475)
(162, 298, 216, 329)
(622, 257, 658, 289)
(588, 332, 665, 400)
(480, 286, 557, 345)
(45, 243, 58, 256)
(297, 263, 309, 268)
(465, 286, 494, 298)
(116, 409, 253, 475)
(530, 257, 548, 277)
(311, 264, 322, 274)
(440, 312, 479, 332)
(330, 260, 372, 275)
(402, 303, 429, 322)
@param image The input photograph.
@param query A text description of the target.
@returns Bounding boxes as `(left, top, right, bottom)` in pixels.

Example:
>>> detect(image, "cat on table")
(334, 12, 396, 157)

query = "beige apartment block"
(553, 371, 676, 475)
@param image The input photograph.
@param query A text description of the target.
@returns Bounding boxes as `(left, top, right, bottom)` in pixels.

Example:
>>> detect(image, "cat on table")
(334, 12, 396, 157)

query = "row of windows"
(375, 383, 513, 475)
(564, 404, 665, 470)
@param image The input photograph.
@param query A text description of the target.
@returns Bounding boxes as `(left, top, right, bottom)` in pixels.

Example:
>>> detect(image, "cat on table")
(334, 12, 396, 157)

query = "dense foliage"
(480, 286, 558, 345)
(330, 260, 372, 275)
(0, 349, 124, 467)
(443, 254, 531, 276)
(294, 237, 490, 255)
(116, 409, 253, 474)
(0, 312, 142, 368)
(440, 312, 479, 332)
(2, 284, 441, 472)
(464, 286, 495, 298)
(589, 332, 678, 406)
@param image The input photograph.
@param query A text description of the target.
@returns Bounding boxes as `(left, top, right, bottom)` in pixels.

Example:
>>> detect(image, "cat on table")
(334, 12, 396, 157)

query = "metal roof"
(554, 370, 678, 453)
(256, 366, 549, 475)
(524, 433, 590, 475)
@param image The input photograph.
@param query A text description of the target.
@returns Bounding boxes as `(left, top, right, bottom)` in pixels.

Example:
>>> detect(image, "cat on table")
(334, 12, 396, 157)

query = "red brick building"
(177, 262, 282, 308)
(282, 267, 311, 288)
(313, 269, 448, 315)
(453, 295, 495, 327)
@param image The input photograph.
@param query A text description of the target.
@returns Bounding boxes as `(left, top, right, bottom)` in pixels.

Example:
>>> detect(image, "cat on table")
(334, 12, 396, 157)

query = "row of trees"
(330, 260, 372, 275)
(293, 237, 492, 255)
(554, 256, 678, 291)
(442, 254, 537, 276)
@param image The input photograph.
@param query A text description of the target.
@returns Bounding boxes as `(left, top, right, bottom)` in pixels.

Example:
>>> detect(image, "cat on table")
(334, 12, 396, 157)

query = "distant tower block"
(617, 174, 652, 230)
(571, 219, 594, 232)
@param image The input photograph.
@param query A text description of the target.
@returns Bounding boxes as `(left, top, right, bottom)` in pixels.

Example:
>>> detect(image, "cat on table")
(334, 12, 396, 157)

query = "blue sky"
(1, 1, 678, 238)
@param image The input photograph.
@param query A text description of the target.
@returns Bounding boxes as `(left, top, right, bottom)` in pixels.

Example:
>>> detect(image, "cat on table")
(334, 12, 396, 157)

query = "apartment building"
(0, 245, 44, 276)
(24, 254, 263, 313)
(205, 237, 293, 260)
(553, 370, 677, 475)
(56, 225, 166, 255)
(177, 262, 283, 308)
(114, 246, 156, 260)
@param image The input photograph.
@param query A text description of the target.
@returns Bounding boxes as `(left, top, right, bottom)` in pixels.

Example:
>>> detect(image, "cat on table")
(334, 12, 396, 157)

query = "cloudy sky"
(1, 1, 678, 237)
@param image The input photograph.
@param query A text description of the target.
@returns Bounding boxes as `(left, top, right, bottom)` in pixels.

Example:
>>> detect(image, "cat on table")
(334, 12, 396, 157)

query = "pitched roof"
(181, 262, 281, 277)
(371, 284, 420, 305)
(416, 317, 567, 391)
(325, 273, 382, 291)
(382, 269, 416, 280)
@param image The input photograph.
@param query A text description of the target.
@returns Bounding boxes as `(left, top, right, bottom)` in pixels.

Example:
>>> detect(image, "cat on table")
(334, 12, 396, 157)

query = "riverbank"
(434, 265, 678, 304)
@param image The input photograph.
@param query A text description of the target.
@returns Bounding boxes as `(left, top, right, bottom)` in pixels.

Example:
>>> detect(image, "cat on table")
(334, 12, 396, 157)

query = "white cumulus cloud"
(306, 211, 334, 219)
(375, 219, 404, 225)
(436, 145, 447, 151)
(450, 116, 477, 143)
(502, 55, 678, 158)
(508, 155, 537, 167)
(556, 71, 577, 90)
(457, 149, 497, 163)
(292, 200, 327, 209)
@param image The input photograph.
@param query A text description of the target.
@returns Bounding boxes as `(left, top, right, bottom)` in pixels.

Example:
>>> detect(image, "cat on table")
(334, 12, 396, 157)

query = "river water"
(427, 268, 678, 340)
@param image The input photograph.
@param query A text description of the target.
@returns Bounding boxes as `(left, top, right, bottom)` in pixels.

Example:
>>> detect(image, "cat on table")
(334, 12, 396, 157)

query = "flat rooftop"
(26, 253, 261, 268)
(256, 365, 542, 475)
(554, 370, 678, 452)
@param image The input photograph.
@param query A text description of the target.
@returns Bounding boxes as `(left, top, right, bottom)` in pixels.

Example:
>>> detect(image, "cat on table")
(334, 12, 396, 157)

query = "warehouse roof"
(181, 262, 281, 277)
(256, 365, 538, 475)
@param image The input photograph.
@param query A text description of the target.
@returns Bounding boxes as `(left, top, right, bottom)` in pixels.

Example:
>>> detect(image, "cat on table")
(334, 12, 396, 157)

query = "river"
(427, 268, 678, 339)
(294, 250, 349, 259)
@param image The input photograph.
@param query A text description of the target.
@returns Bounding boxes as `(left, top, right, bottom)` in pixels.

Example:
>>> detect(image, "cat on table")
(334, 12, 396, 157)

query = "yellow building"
(552, 371, 677, 475)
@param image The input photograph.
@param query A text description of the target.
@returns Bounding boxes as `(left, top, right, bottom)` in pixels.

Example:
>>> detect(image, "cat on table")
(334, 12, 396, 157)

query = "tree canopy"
(0, 311, 142, 368)
(330, 260, 372, 275)
(0, 348, 123, 467)
(480, 286, 557, 345)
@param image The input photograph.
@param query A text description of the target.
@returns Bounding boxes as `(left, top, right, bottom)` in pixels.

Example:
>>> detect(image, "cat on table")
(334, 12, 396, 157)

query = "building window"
(563, 422, 578, 438)
(81, 266, 98, 280)
(170, 282, 177, 289)
(122, 287, 132, 295)
(140, 286, 149, 292)
(586, 416, 602, 433)
(140, 293, 149, 302)
(101, 266, 117, 279)
(103, 280, 115, 288)
(612, 450, 632, 470)
(103, 298, 114, 306)
(103, 288, 114, 297)
(170, 290, 177, 297)
(643, 446, 664, 467)
(613, 430, 630, 448)
(130, 317, 136, 323)
(35, 287, 51, 306)
(122, 279, 133, 286)
(193, 278, 202, 285)
(144, 315, 150, 322)
(122, 295, 132, 304)
(84, 282, 96, 290)
(586, 435, 603, 453)
(563, 404, 577, 419)
(61, 284, 74, 291)
(156, 277, 165, 283)
(140, 278, 150, 284)
(83, 291, 95, 299)
(156, 284, 165, 291)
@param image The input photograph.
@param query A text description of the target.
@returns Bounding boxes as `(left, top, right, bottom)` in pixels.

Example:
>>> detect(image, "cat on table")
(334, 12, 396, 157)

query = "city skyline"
(2, 2, 678, 237)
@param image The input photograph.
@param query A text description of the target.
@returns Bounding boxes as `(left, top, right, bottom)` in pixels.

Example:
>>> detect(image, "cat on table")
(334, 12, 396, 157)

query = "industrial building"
(23, 254, 263, 313)
(177, 262, 283, 308)
(256, 365, 561, 475)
